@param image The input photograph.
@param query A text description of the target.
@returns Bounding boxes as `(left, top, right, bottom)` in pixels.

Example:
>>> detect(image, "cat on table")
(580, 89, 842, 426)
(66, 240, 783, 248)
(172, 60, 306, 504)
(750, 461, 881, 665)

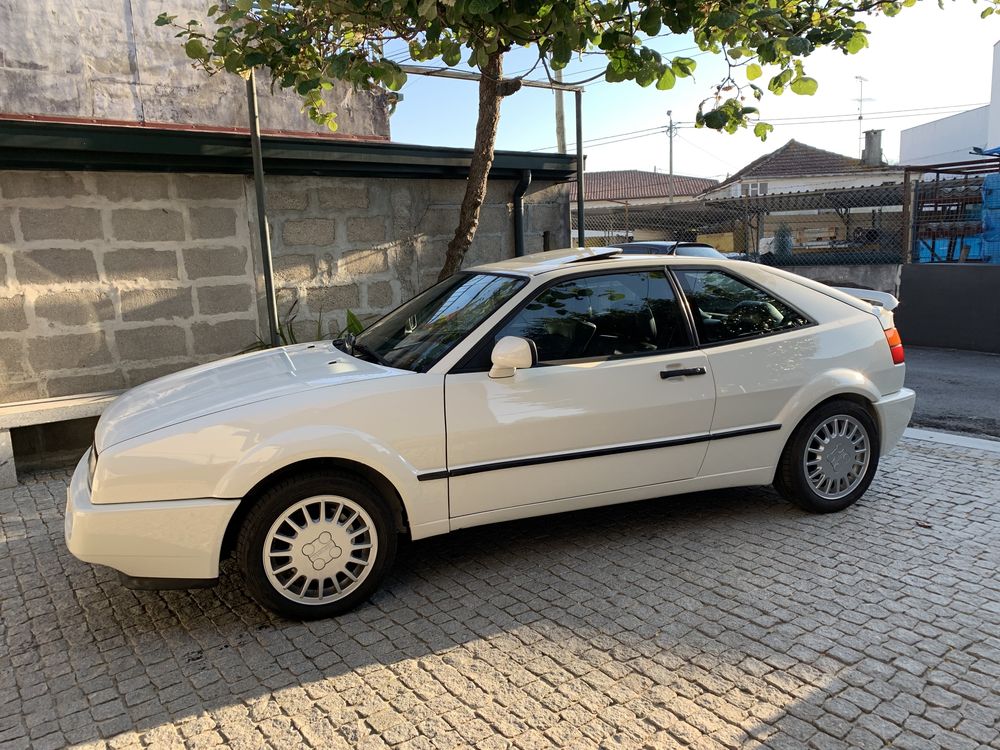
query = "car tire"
(236, 472, 397, 619)
(775, 400, 880, 513)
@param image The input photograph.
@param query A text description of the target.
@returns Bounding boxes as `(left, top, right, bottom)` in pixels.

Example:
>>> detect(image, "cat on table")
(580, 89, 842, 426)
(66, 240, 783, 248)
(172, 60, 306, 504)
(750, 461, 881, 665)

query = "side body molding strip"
(417, 423, 781, 481)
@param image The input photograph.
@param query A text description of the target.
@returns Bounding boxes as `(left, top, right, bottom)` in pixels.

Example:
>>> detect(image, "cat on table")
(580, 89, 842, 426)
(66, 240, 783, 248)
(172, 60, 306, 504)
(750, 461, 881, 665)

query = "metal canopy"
(0, 118, 579, 181)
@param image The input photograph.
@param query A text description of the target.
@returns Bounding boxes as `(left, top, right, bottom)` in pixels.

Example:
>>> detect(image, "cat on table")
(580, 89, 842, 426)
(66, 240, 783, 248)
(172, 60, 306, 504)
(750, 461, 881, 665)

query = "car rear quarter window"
(674, 269, 810, 345)
(497, 270, 692, 363)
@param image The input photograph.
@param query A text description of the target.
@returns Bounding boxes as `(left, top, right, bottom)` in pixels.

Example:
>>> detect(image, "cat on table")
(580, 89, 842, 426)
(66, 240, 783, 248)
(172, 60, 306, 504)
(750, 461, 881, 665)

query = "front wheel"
(236, 473, 397, 619)
(775, 400, 880, 513)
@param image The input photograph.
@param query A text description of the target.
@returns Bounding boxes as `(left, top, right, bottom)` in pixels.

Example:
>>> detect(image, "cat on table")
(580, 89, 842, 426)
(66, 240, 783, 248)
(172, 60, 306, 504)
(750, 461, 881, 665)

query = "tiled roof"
(571, 169, 719, 201)
(710, 139, 902, 193)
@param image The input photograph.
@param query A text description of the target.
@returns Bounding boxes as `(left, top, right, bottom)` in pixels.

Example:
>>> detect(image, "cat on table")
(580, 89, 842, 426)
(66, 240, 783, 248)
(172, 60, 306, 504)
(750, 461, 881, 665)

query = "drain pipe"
(513, 168, 532, 257)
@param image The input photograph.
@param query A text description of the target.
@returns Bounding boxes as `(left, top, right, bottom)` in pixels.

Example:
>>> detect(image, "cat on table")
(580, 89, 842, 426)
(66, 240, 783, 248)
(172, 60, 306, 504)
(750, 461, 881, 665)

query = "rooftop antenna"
(855, 76, 872, 159)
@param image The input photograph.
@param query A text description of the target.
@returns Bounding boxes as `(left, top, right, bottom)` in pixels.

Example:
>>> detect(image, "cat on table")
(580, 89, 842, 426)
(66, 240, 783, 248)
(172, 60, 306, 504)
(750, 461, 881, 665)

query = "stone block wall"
(1, 169, 570, 406)
(260, 176, 570, 336)
(0, 171, 258, 404)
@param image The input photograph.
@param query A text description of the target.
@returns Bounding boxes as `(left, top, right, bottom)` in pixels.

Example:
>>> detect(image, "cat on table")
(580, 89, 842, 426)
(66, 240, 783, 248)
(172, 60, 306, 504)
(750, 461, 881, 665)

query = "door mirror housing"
(489, 336, 536, 379)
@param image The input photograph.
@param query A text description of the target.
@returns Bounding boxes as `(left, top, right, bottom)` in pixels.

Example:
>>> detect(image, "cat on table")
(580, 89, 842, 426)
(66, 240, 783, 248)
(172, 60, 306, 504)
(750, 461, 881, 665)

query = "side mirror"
(489, 336, 536, 379)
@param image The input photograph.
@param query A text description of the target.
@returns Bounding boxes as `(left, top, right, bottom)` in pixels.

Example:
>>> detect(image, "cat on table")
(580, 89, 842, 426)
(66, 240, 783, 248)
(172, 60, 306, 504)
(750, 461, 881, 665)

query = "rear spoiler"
(833, 287, 898, 311)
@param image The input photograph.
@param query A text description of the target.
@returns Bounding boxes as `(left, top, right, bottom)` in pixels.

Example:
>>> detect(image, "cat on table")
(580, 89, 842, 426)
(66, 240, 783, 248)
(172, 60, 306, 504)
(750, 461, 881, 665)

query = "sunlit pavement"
(1, 435, 998, 750)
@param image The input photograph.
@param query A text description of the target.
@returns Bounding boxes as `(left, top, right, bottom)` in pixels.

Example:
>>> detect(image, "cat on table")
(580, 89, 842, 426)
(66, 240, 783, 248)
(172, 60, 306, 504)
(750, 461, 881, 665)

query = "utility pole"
(554, 68, 567, 154)
(667, 110, 676, 201)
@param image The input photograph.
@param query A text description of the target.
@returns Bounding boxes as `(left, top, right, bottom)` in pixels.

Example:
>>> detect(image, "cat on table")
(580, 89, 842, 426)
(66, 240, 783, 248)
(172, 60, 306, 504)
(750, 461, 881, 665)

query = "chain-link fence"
(573, 183, 906, 267)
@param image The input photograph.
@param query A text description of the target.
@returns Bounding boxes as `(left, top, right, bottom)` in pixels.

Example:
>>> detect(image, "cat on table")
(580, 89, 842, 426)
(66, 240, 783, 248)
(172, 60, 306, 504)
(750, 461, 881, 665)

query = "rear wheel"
(237, 473, 397, 619)
(775, 400, 880, 513)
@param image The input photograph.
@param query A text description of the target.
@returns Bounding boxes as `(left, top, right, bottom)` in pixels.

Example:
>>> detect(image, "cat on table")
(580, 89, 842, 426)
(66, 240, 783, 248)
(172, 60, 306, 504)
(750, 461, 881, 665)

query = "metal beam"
(246, 70, 281, 348)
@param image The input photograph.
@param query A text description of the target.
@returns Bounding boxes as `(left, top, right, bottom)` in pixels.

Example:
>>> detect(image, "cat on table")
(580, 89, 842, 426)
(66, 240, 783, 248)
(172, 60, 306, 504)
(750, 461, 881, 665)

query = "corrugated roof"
(710, 139, 902, 193)
(571, 169, 718, 201)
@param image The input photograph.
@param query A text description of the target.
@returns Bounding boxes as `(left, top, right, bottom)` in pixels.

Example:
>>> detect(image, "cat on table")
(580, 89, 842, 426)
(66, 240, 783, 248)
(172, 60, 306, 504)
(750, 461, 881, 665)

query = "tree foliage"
(159, 0, 997, 277)
(159, 0, 995, 138)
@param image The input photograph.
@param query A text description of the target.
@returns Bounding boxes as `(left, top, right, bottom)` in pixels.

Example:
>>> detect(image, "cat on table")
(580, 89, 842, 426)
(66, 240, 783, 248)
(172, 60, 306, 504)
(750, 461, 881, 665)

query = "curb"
(904, 427, 1000, 454)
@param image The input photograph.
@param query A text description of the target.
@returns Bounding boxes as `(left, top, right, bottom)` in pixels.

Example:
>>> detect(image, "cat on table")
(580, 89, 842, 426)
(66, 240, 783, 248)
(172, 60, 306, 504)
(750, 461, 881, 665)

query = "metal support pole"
(667, 110, 675, 202)
(246, 69, 281, 347)
(575, 90, 585, 248)
(554, 69, 567, 154)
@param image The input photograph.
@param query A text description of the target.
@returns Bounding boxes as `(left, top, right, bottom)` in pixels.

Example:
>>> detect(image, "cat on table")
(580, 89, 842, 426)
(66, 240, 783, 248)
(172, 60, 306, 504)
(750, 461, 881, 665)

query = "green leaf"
(708, 10, 740, 29)
(703, 110, 728, 130)
(753, 122, 774, 141)
(790, 76, 818, 95)
(746, 63, 762, 81)
(468, 0, 502, 12)
(845, 32, 868, 54)
(786, 37, 810, 55)
(655, 67, 676, 90)
(982, 6, 994, 17)
(442, 42, 462, 66)
(346, 310, 365, 335)
(234, 0, 253, 11)
(155, 13, 176, 26)
(184, 38, 209, 60)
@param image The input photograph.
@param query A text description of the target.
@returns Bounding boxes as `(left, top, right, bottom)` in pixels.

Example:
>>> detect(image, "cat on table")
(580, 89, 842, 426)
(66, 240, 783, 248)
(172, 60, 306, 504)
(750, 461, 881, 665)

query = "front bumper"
(874, 387, 916, 456)
(65, 451, 240, 580)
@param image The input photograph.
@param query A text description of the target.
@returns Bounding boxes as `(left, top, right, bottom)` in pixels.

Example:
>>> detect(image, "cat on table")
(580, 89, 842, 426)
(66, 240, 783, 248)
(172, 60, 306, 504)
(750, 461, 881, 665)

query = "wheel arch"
(220, 457, 410, 561)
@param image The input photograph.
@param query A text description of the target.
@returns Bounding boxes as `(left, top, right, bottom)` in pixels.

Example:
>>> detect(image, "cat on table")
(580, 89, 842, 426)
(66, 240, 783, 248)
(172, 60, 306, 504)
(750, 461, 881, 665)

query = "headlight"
(87, 445, 98, 491)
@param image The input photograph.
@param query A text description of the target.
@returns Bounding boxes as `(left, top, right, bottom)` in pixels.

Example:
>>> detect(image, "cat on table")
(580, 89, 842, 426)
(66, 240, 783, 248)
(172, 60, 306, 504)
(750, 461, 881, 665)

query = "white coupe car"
(65, 248, 915, 619)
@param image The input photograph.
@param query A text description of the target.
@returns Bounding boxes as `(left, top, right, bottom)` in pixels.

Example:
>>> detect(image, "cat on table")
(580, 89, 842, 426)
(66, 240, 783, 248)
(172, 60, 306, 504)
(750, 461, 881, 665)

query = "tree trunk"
(437, 51, 515, 281)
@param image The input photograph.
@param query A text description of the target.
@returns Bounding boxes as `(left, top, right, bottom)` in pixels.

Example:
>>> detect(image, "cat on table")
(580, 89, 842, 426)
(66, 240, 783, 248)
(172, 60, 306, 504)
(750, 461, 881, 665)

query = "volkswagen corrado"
(65, 248, 915, 618)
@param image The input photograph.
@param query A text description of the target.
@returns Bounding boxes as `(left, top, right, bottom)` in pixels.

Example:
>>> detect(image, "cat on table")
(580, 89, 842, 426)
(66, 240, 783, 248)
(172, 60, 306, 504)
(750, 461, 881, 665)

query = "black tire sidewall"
(236, 473, 397, 620)
(780, 401, 881, 513)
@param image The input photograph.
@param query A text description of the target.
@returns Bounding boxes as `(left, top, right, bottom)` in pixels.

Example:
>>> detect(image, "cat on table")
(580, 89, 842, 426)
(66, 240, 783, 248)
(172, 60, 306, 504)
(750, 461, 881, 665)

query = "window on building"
(741, 182, 769, 197)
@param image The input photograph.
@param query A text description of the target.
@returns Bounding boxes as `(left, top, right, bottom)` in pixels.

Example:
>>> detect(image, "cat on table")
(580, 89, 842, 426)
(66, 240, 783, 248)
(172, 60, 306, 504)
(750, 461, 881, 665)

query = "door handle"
(660, 366, 707, 379)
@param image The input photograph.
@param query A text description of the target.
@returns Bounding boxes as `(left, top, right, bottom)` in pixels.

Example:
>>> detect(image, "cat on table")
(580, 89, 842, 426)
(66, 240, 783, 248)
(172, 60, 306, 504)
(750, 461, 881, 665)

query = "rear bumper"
(874, 387, 916, 455)
(65, 452, 240, 579)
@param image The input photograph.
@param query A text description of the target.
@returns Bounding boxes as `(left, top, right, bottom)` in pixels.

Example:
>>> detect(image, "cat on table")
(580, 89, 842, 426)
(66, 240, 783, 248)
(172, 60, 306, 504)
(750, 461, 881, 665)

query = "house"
(570, 169, 718, 244)
(703, 135, 903, 199)
(900, 41, 1000, 165)
(698, 135, 904, 255)
(0, 0, 575, 485)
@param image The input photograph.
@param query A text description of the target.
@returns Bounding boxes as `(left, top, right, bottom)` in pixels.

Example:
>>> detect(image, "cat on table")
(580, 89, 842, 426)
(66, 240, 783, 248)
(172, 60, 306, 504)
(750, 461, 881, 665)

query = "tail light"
(885, 327, 905, 364)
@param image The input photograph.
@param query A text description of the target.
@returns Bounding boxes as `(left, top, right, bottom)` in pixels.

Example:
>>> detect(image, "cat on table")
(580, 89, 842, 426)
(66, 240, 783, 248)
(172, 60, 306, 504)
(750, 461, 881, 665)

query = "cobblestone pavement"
(1, 437, 999, 750)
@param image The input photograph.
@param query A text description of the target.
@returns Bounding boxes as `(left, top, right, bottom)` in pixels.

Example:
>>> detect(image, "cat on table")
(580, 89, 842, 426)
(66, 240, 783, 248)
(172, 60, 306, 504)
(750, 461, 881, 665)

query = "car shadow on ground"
(3, 456, 997, 748)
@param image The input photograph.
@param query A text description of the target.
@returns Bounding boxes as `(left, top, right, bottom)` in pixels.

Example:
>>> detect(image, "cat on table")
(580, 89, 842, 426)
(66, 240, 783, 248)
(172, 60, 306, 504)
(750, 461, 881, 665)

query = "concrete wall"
(895, 264, 1000, 354)
(0, 169, 571, 405)
(0, 170, 258, 404)
(0, 0, 389, 138)
(259, 176, 570, 337)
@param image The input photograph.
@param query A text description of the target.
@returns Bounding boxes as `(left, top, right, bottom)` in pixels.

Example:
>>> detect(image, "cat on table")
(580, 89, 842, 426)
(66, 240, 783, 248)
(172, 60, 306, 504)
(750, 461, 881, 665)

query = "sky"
(386, 2, 999, 181)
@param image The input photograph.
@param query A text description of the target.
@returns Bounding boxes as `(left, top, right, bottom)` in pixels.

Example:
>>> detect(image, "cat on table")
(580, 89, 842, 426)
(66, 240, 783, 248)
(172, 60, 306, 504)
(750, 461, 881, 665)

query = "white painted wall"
(899, 39, 999, 165)
(703, 170, 903, 198)
(899, 107, 989, 165)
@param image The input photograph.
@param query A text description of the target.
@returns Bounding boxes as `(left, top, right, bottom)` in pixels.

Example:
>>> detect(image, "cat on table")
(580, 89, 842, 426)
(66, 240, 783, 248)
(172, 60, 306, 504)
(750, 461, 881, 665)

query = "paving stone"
(0, 438, 998, 749)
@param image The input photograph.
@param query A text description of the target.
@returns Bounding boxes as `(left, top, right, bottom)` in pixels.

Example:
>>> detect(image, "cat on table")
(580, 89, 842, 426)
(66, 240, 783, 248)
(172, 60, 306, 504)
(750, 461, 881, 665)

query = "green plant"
(158, 0, 999, 280)
(242, 299, 365, 352)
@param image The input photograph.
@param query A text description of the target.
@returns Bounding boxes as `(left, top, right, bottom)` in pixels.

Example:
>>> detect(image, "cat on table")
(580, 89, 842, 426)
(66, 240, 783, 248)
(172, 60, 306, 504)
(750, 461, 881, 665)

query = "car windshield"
(351, 272, 526, 372)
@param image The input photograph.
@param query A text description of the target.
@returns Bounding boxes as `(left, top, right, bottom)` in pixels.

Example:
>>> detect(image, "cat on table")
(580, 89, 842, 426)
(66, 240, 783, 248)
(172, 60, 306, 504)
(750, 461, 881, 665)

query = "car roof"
(468, 247, 730, 277)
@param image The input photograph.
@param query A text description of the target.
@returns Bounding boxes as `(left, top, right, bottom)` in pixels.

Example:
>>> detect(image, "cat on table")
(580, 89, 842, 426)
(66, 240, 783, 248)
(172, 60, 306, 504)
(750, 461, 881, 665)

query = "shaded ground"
(1, 437, 998, 749)
(905, 346, 1000, 439)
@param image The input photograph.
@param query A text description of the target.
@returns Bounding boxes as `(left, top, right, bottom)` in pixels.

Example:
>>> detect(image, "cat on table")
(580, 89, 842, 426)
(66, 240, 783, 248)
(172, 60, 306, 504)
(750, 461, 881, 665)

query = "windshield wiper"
(351, 339, 391, 367)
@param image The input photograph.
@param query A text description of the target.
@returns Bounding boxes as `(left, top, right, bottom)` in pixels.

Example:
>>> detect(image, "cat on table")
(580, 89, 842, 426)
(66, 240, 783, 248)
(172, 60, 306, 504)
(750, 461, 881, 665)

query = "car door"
(672, 267, 817, 476)
(443, 268, 717, 519)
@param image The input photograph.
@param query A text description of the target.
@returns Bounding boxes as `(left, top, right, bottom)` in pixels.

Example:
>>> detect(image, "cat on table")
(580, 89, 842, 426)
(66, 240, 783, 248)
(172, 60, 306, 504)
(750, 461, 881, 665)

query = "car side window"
(496, 270, 692, 363)
(674, 269, 810, 345)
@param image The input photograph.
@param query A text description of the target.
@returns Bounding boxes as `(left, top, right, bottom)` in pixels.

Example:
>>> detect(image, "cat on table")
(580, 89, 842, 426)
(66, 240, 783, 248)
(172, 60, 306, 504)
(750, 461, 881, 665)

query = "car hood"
(95, 342, 405, 452)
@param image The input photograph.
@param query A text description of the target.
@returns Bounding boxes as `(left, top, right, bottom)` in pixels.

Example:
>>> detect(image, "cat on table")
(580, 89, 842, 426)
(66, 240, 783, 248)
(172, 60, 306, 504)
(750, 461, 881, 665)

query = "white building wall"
(899, 39, 1000, 165)
(899, 108, 990, 165)
(703, 170, 903, 198)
